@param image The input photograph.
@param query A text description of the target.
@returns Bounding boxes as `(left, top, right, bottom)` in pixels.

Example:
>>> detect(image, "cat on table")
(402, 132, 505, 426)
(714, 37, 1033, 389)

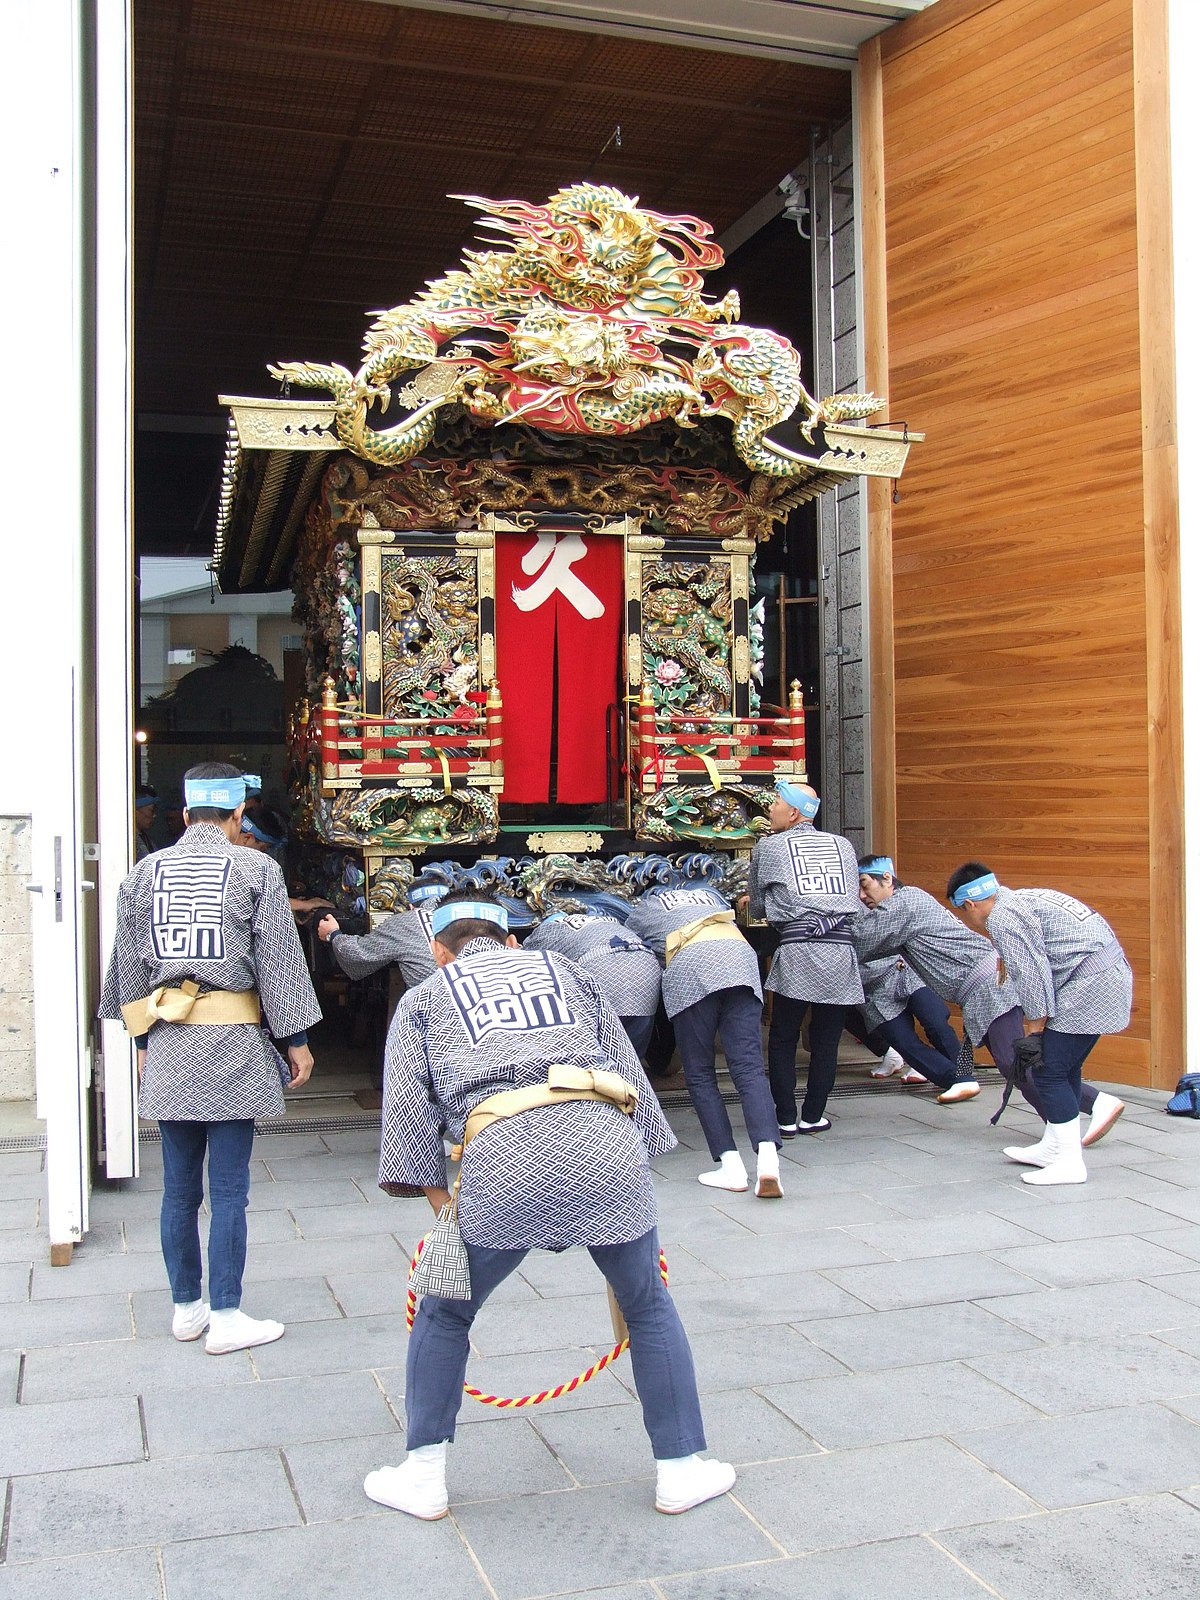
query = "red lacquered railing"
(635, 680, 807, 792)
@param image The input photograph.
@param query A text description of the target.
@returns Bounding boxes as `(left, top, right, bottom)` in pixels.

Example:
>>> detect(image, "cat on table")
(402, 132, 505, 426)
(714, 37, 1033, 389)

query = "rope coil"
(405, 1236, 669, 1408)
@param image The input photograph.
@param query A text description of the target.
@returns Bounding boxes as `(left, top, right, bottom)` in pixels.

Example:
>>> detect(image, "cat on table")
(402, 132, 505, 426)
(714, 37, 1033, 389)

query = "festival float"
(212, 184, 917, 924)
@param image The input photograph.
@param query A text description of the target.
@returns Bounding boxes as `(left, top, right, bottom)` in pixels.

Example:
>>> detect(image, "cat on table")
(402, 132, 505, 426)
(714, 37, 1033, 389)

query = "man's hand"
(423, 1185, 453, 1215)
(735, 893, 750, 914)
(317, 914, 340, 942)
(285, 1043, 314, 1088)
(1023, 1015, 1047, 1036)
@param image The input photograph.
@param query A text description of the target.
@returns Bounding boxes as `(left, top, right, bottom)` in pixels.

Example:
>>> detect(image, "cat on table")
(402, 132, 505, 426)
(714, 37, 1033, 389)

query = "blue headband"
(776, 779, 820, 819)
(860, 856, 894, 878)
(185, 776, 246, 809)
(431, 900, 509, 936)
(241, 816, 285, 848)
(242, 774, 262, 791)
(951, 872, 999, 907)
(409, 883, 449, 905)
(135, 791, 156, 808)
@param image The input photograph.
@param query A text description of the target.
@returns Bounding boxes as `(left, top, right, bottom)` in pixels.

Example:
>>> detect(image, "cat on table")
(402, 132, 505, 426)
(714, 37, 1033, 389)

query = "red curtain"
(494, 529, 624, 803)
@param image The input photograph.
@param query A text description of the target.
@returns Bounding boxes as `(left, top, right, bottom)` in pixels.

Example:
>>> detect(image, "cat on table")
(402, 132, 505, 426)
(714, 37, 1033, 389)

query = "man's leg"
(404, 1242, 527, 1447)
(716, 987, 783, 1196)
(158, 1120, 207, 1331)
(1020, 1030, 1100, 1187)
(204, 1119, 280, 1353)
(986, 1006, 1049, 1119)
(590, 1228, 734, 1513)
(800, 1003, 846, 1127)
(368, 1241, 527, 1519)
(671, 994, 740, 1165)
(766, 993, 806, 1129)
(620, 1013, 655, 1059)
(908, 987, 962, 1064)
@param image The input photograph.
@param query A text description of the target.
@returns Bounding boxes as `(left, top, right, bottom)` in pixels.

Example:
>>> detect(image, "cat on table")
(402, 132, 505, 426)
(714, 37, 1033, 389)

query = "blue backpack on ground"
(1166, 1073, 1200, 1118)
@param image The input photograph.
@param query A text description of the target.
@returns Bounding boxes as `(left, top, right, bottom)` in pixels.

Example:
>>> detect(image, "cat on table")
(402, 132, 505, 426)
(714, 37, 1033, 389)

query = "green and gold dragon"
(270, 183, 882, 478)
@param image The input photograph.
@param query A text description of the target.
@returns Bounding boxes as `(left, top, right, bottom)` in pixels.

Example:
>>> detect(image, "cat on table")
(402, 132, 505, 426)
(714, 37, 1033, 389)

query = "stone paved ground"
(2, 1080, 1200, 1598)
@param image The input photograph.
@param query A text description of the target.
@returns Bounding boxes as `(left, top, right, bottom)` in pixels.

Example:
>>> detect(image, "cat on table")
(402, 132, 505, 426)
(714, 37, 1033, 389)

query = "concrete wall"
(0, 818, 34, 1099)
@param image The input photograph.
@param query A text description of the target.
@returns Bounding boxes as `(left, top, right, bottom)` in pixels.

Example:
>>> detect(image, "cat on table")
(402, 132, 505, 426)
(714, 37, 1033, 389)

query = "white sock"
(698, 1150, 748, 1190)
(174, 1298, 204, 1315)
(756, 1142, 780, 1179)
(209, 1307, 240, 1331)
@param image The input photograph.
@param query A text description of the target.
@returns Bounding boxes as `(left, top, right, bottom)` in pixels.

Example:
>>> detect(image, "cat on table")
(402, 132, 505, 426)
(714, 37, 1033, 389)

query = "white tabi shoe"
(755, 1141, 784, 1199)
(1021, 1117, 1087, 1186)
(871, 1048, 906, 1079)
(1082, 1091, 1125, 1148)
(698, 1151, 749, 1191)
(1004, 1122, 1057, 1167)
(205, 1309, 285, 1355)
(937, 1080, 980, 1103)
(364, 1444, 449, 1520)
(172, 1300, 210, 1342)
(655, 1453, 737, 1514)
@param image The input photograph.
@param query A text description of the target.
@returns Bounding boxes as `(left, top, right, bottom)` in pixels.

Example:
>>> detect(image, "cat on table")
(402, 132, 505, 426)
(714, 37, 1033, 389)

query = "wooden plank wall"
(867, 0, 1168, 1083)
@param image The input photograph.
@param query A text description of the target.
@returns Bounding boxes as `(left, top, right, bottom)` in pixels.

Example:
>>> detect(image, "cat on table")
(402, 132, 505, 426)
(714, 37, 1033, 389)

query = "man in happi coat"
(368, 890, 734, 1521)
(522, 909, 662, 1057)
(846, 954, 936, 1083)
(744, 780, 864, 1136)
(624, 886, 782, 1196)
(853, 856, 975, 1098)
(948, 863, 1129, 1185)
(317, 878, 447, 987)
(100, 762, 321, 1354)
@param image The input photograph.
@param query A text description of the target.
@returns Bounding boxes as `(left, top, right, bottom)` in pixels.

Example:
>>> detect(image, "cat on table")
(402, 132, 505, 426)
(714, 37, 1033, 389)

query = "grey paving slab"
(142, 1368, 395, 1455)
(1147, 1270, 1200, 1308)
(6, 1447, 299, 1561)
(284, 1419, 572, 1522)
(1139, 1189, 1200, 1226)
(67, 1219, 127, 1258)
(0, 1232, 41, 1264)
(245, 1176, 375, 1212)
(713, 1191, 906, 1234)
(87, 1181, 166, 1219)
(967, 1332, 1200, 1414)
(376, 1344, 643, 1424)
(990, 1234, 1199, 1288)
(987, 1195, 1191, 1241)
(0, 1261, 30, 1302)
(844, 1212, 1044, 1262)
(679, 1229, 891, 1278)
(132, 1273, 342, 1337)
(955, 1402, 1200, 1507)
(1154, 1325, 1200, 1358)
(245, 1310, 411, 1378)
(258, 1152, 389, 1183)
(0, 1291, 132, 1350)
(250, 1132, 333, 1159)
(535, 1387, 818, 1486)
(0, 1172, 47, 1201)
(732, 1436, 1036, 1555)
(823, 1252, 1040, 1311)
(798, 1300, 1041, 1373)
(862, 1180, 1007, 1221)
(975, 1280, 1200, 1342)
(0, 1196, 37, 1230)
(289, 1200, 417, 1240)
(0, 1152, 44, 1174)
(0, 1345, 19, 1403)
(0, 1392, 144, 1475)
(666, 1271, 869, 1335)
(463, 1289, 647, 1358)
(658, 1537, 995, 1599)
(0, 1548, 163, 1600)
(681, 1324, 850, 1393)
(160, 1513, 491, 1600)
(312, 1127, 385, 1154)
(20, 1332, 256, 1402)
(761, 1361, 1042, 1450)
(451, 1476, 776, 1598)
(28, 1251, 170, 1299)
(939, 1492, 1200, 1600)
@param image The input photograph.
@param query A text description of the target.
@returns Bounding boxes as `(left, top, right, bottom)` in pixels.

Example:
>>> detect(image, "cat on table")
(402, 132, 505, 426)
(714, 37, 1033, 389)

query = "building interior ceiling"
(135, 0, 852, 416)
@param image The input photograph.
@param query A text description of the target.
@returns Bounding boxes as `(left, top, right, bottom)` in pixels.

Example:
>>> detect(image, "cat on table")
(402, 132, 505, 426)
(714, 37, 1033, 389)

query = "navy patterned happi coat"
(99, 824, 321, 1120)
(379, 938, 675, 1250)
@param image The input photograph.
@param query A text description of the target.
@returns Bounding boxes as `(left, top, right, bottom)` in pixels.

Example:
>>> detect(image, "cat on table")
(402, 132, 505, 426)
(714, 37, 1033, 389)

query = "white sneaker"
(697, 1151, 749, 1191)
(755, 1141, 783, 1199)
(1004, 1123, 1057, 1167)
(656, 1453, 737, 1514)
(1022, 1117, 1087, 1186)
(364, 1444, 449, 1520)
(172, 1300, 210, 1342)
(1082, 1091, 1125, 1148)
(205, 1309, 285, 1355)
(871, 1048, 906, 1079)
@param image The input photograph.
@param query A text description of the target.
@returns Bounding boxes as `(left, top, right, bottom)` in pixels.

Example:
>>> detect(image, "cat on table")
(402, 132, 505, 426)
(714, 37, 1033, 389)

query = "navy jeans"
(984, 1007, 1099, 1118)
(620, 1013, 655, 1060)
(768, 997, 846, 1124)
(671, 988, 780, 1157)
(1034, 1030, 1101, 1122)
(406, 1227, 707, 1459)
(159, 1119, 256, 1311)
(877, 987, 965, 1090)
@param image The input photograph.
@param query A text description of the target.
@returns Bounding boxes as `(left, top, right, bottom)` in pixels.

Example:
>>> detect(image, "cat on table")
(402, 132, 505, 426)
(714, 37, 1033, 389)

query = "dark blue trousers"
(768, 997, 846, 1125)
(876, 987, 966, 1090)
(984, 1006, 1099, 1119)
(620, 1013, 655, 1059)
(672, 987, 780, 1157)
(159, 1119, 256, 1310)
(1035, 1030, 1101, 1122)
